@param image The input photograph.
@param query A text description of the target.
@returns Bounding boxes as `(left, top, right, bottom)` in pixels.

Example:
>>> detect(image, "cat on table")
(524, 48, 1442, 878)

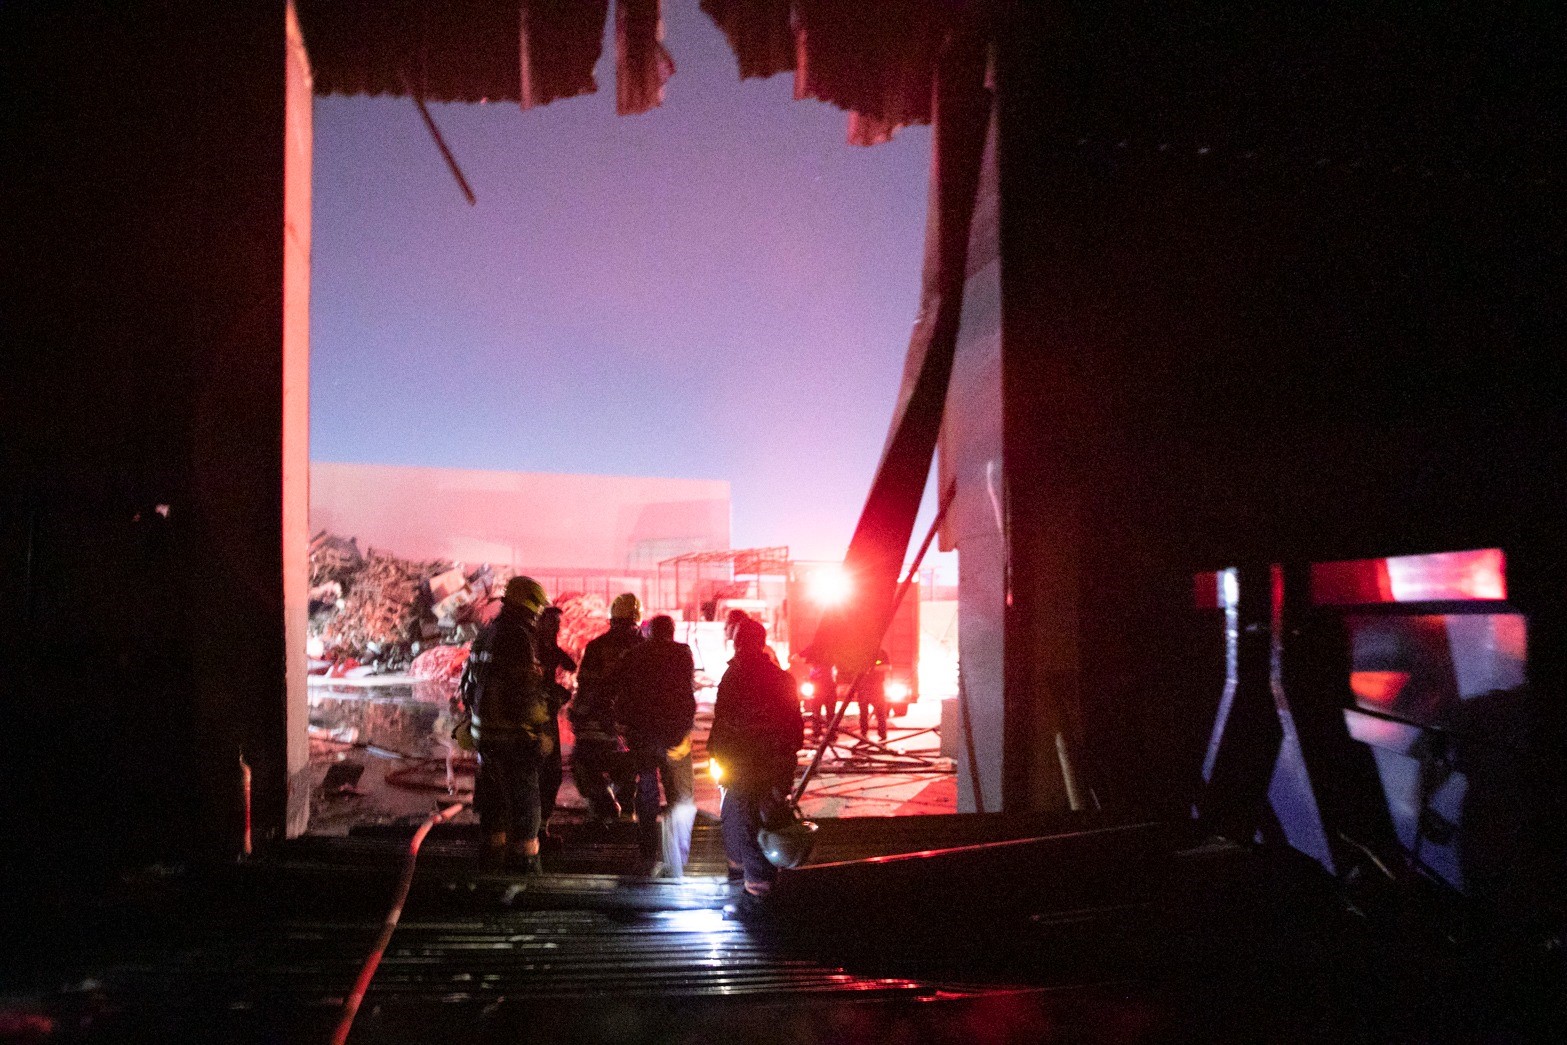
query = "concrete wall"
(4, 1, 298, 865)
(310, 461, 730, 570)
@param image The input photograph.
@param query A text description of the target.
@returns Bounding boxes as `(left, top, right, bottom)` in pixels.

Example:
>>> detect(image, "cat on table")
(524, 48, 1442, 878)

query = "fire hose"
(329, 801, 466, 1045)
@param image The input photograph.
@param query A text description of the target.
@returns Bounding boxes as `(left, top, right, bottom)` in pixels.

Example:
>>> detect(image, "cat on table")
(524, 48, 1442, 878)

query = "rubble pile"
(410, 643, 469, 685)
(307, 532, 617, 675)
(322, 547, 452, 659)
(309, 532, 461, 670)
(308, 534, 362, 633)
(309, 533, 363, 588)
(553, 592, 609, 669)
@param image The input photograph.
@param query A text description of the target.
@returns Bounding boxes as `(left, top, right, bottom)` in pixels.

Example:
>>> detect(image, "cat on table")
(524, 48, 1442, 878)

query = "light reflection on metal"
(1345, 612, 1527, 726)
(650, 908, 731, 935)
(1200, 567, 1240, 785)
(240, 750, 252, 857)
(1312, 548, 1507, 605)
(1193, 569, 1237, 609)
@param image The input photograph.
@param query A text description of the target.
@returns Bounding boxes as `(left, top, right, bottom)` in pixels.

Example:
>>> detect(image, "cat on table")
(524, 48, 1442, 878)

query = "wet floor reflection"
(308, 681, 457, 758)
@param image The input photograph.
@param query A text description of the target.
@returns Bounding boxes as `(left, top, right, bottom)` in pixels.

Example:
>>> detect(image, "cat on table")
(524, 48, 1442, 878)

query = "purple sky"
(310, 3, 948, 568)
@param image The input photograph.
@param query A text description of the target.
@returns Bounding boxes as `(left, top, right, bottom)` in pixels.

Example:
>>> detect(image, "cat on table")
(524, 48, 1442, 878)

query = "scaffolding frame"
(655, 546, 789, 620)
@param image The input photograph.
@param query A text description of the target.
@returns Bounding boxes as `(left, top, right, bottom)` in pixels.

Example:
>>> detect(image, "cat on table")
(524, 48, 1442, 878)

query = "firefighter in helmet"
(568, 592, 642, 826)
(461, 575, 552, 872)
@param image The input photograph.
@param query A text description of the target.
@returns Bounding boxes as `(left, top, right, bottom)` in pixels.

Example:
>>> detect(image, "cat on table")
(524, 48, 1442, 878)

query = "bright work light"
(808, 564, 852, 607)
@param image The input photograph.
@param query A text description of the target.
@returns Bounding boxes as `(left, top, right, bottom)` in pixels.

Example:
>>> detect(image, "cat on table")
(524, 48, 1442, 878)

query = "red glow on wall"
(1493, 612, 1528, 662)
(1312, 548, 1507, 605)
(1193, 571, 1222, 609)
(1349, 670, 1412, 706)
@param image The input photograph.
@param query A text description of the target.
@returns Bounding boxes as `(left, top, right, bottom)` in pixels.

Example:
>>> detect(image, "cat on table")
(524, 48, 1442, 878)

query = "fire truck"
(779, 561, 920, 717)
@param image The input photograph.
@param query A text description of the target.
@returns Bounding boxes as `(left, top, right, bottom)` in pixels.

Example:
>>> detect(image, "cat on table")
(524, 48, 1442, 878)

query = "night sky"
(309, 3, 949, 568)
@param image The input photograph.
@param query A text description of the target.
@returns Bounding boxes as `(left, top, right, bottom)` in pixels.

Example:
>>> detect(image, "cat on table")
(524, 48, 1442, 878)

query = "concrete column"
(282, 0, 313, 837)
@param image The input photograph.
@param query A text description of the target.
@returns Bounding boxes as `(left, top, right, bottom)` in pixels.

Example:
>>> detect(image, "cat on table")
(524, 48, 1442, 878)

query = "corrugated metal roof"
(293, 0, 952, 141)
(297, 0, 525, 103)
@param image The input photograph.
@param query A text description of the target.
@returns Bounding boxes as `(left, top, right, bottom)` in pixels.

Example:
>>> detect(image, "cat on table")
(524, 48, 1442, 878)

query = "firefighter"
(535, 605, 576, 848)
(725, 608, 780, 666)
(797, 642, 836, 741)
(723, 608, 749, 646)
(613, 614, 697, 876)
(856, 648, 891, 743)
(568, 592, 642, 826)
(462, 575, 552, 873)
(708, 618, 805, 915)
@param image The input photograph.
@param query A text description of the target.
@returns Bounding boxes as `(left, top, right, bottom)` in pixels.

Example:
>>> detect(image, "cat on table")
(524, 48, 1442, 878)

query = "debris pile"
(410, 643, 469, 685)
(309, 532, 485, 671)
(310, 533, 363, 588)
(307, 532, 616, 676)
(322, 547, 451, 660)
(554, 592, 609, 670)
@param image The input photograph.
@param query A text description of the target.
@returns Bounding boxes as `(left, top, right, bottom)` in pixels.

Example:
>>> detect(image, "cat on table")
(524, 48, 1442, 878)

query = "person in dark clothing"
(725, 608, 780, 666)
(614, 614, 698, 875)
(708, 618, 805, 909)
(568, 592, 642, 826)
(798, 643, 836, 740)
(856, 649, 891, 743)
(460, 576, 553, 872)
(723, 608, 749, 646)
(535, 605, 577, 845)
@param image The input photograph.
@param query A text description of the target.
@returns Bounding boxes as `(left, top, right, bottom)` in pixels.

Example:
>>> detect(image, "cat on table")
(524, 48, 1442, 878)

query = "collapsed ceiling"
(296, 0, 970, 145)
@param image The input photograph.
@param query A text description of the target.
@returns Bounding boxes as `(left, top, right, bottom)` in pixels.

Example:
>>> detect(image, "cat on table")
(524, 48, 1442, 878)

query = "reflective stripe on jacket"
(467, 607, 549, 746)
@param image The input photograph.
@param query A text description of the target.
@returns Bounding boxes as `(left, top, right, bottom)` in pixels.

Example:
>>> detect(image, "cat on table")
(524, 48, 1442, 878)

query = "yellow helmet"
(502, 576, 548, 616)
(610, 592, 642, 621)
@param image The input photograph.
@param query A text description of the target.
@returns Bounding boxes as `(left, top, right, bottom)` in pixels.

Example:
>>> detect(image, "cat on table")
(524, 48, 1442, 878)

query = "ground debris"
(307, 534, 613, 675)
(309, 534, 453, 669)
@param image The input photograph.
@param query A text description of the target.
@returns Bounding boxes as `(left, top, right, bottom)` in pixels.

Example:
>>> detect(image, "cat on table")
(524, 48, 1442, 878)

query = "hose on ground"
(329, 801, 466, 1045)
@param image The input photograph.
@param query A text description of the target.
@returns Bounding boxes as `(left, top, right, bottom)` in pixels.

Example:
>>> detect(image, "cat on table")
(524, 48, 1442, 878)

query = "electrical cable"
(400, 71, 476, 205)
